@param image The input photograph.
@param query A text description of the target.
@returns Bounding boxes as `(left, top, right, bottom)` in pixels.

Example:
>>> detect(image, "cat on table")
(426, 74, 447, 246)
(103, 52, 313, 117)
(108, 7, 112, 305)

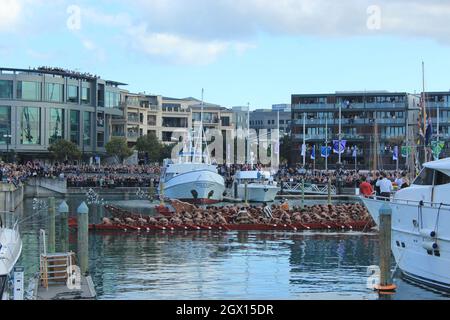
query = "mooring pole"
(58, 200, 69, 253)
(48, 197, 56, 254)
(301, 178, 305, 209)
(244, 181, 248, 205)
(376, 203, 397, 294)
(77, 202, 89, 275)
(327, 178, 332, 205)
(160, 181, 165, 205)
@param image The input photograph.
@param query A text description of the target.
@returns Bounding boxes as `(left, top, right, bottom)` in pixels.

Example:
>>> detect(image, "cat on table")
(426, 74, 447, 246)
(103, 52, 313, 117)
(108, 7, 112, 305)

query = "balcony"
(427, 102, 450, 109)
(127, 116, 140, 124)
(292, 103, 335, 110)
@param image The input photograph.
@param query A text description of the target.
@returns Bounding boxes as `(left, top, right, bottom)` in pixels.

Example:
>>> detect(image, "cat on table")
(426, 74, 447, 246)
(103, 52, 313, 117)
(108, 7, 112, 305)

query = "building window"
(105, 90, 120, 108)
(82, 87, 91, 104)
(83, 111, 92, 146)
(17, 81, 41, 101)
(46, 83, 64, 102)
(97, 113, 105, 127)
(49, 108, 64, 145)
(20, 107, 41, 144)
(68, 85, 79, 103)
(221, 117, 230, 127)
(70, 110, 80, 145)
(0, 80, 13, 99)
(148, 115, 157, 126)
(0, 106, 11, 144)
(97, 132, 104, 148)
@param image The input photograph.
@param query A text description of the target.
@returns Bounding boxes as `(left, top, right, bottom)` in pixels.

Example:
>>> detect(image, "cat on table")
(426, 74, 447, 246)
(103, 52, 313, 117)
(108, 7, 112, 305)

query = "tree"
(48, 139, 81, 162)
(105, 137, 133, 163)
(279, 134, 292, 165)
(136, 133, 162, 163)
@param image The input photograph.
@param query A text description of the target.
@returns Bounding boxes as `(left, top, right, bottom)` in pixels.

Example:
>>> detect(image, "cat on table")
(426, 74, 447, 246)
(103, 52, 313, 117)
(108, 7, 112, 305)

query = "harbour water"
(16, 194, 450, 300)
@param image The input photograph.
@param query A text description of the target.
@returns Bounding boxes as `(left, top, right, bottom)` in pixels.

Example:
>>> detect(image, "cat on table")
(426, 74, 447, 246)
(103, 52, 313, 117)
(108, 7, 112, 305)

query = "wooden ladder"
(40, 252, 76, 289)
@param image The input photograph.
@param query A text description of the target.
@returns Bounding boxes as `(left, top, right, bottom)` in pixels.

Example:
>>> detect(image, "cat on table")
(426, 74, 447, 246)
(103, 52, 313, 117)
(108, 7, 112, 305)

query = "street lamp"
(3, 131, 12, 163)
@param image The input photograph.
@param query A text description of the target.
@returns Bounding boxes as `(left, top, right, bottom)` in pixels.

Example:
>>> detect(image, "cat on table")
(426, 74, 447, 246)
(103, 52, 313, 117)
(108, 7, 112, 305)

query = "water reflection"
(15, 195, 450, 300)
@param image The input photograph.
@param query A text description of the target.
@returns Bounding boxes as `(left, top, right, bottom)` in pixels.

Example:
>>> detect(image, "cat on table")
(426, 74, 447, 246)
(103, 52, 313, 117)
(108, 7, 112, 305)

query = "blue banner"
(332, 140, 347, 154)
(321, 146, 331, 158)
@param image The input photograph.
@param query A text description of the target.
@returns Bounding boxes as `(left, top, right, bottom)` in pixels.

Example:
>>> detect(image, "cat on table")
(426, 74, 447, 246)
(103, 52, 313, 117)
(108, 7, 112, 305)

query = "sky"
(2, 0, 450, 109)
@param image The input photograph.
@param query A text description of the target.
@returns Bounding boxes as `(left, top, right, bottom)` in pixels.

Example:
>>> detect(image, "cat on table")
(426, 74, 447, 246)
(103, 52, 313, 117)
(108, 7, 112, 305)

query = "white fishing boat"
(362, 157, 450, 292)
(161, 89, 225, 204)
(0, 214, 22, 300)
(235, 171, 280, 202)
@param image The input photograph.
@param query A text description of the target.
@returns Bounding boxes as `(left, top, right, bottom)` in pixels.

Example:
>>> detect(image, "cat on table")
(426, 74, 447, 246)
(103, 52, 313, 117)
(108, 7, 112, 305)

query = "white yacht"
(235, 171, 280, 202)
(362, 158, 450, 292)
(161, 161, 225, 204)
(0, 215, 22, 300)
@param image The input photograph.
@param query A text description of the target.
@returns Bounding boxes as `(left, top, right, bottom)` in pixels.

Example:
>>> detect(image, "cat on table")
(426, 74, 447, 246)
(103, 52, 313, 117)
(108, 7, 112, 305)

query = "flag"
(311, 145, 316, 160)
(393, 146, 399, 161)
(301, 144, 306, 157)
(431, 141, 445, 160)
(321, 146, 331, 158)
(333, 140, 347, 154)
(425, 118, 433, 146)
(401, 146, 410, 158)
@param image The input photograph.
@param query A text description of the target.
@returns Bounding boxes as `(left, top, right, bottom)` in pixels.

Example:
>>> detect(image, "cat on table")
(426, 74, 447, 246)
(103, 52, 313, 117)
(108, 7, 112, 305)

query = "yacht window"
(165, 173, 175, 180)
(434, 171, 450, 186)
(413, 168, 434, 186)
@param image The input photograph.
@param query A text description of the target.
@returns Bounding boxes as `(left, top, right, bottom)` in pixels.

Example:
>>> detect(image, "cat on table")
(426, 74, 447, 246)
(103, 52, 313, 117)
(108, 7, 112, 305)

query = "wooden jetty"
(33, 252, 96, 300)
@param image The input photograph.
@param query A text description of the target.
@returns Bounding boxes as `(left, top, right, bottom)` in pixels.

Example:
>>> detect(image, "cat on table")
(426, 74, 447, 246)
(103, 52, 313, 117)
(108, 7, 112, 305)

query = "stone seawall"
(0, 183, 24, 212)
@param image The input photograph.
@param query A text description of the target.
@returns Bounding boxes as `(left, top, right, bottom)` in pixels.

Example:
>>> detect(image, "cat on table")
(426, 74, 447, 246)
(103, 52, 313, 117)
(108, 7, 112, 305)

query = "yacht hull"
(362, 197, 450, 293)
(237, 184, 280, 202)
(164, 170, 225, 204)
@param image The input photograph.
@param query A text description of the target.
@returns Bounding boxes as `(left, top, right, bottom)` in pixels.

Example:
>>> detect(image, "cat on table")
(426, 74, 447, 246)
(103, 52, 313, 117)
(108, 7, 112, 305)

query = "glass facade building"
(0, 67, 126, 159)
(0, 80, 13, 99)
(49, 108, 64, 144)
(0, 105, 11, 144)
(20, 107, 41, 145)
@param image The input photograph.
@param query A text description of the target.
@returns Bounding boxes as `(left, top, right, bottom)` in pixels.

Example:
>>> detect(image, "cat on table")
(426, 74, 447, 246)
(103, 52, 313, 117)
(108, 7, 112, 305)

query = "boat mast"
(277, 110, 280, 169)
(247, 102, 250, 166)
(422, 62, 428, 163)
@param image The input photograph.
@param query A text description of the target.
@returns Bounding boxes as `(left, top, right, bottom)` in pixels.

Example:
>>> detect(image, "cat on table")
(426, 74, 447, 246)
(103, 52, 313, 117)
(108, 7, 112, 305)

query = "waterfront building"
(249, 107, 292, 137)
(0, 67, 125, 162)
(111, 93, 163, 147)
(231, 106, 250, 130)
(291, 91, 409, 170)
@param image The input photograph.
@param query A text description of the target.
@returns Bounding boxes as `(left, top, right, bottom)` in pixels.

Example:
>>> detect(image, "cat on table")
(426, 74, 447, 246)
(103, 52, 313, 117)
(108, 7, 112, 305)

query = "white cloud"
(127, 25, 231, 65)
(131, 0, 450, 42)
(0, 0, 22, 31)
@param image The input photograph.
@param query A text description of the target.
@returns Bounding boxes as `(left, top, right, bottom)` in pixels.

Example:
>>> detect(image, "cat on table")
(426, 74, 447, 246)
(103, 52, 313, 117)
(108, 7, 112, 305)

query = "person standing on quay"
(359, 176, 374, 197)
(376, 172, 393, 201)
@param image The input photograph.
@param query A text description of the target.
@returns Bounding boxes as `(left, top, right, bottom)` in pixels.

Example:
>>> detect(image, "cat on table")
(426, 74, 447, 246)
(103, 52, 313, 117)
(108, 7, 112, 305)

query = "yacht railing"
(363, 194, 450, 211)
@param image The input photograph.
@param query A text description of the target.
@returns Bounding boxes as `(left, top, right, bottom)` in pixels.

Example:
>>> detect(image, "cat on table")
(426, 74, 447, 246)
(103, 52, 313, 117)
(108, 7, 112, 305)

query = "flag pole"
(325, 117, 328, 172)
(338, 102, 342, 165)
(303, 112, 306, 168)
(422, 62, 427, 163)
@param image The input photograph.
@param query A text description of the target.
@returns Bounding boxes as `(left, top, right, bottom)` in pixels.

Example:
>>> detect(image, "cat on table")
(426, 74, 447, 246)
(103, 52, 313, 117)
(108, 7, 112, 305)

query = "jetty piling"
(375, 203, 397, 294)
(77, 202, 89, 275)
(48, 197, 56, 254)
(301, 178, 305, 209)
(58, 200, 69, 253)
(327, 179, 332, 205)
